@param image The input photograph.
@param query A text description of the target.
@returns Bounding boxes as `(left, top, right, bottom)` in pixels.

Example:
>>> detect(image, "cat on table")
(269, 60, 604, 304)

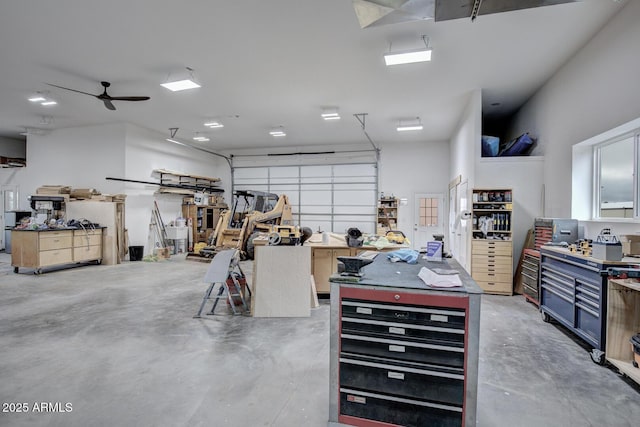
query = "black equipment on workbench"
(332, 256, 374, 283)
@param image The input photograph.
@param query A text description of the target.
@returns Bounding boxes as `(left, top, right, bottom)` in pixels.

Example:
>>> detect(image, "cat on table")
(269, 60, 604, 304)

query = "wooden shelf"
(153, 169, 223, 195)
(377, 196, 398, 234)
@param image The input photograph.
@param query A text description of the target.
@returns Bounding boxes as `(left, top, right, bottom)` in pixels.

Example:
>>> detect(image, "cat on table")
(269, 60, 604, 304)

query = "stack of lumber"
(36, 185, 71, 195)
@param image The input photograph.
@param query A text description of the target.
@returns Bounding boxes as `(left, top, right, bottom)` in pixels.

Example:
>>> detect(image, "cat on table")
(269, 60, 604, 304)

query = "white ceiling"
(0, 0, 627, 151)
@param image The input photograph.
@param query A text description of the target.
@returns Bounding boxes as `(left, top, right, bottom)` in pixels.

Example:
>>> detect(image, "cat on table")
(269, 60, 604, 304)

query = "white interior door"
(1, 185, 21, 250)
(457, 181, 469, 271)
(449, 185, 458, 258)
(413, 193, 444, 251)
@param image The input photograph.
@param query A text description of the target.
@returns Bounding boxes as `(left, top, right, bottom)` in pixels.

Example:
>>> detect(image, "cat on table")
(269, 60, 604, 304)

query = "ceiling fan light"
(384, 48, 432, 66)
(161, 79, 201, 92)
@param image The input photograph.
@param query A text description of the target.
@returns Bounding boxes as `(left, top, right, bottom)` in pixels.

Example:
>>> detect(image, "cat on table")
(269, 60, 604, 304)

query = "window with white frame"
(594, 132, 639, 219)
(572, 117, 640, 221)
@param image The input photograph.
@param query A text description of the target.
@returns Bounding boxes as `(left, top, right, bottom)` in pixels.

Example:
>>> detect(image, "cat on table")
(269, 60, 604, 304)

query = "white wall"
(0, 122, 232, 257)
(510, 0, 640, 220)
(475, 157, 544, 273)
(2, 123, 127, 210)
(378, 139, 450, 244)
(123, 124, 231, 252)
(449, 90, 482, 270)
(450, 90, 481, 190)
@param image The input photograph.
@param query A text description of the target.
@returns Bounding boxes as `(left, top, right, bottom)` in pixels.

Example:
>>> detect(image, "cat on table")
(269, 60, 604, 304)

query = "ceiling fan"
(46, 81, 150, 111)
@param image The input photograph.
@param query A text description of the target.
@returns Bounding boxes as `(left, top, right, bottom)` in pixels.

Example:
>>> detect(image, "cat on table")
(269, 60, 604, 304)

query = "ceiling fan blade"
(108, 96, 150, 101)
(46, 83, 96, 97)
(103, 99, 116, 110)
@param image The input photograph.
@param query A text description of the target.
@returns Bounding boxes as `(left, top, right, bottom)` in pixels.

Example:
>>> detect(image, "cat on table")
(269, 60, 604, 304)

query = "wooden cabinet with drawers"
(12, 228, 104, 274)
(471, 240, 513, 295)
(328, 255, 482, 427)
(470, 188, 513, 295)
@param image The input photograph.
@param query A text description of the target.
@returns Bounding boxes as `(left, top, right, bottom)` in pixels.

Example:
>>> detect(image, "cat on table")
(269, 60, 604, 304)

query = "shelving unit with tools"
(377, 196, 398, 235)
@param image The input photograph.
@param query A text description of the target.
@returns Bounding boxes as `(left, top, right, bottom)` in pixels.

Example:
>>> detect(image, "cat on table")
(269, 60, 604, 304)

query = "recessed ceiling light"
(269, 127, 286, 137)
(193, 135, 210, 142)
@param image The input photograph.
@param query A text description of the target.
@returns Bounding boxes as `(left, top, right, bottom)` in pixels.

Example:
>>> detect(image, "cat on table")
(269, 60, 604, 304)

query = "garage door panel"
(234, 163, 377, 233)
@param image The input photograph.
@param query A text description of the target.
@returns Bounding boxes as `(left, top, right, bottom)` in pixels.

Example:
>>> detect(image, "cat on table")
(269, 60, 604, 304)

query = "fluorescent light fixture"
(161, 67, 201, 92)
(397, 117, 423, 132)
(204, 121, 224, 128)
(161, 79, 201, 92)
(397, 124, 423, 131)
(28, 96, 46, 102)
(41, 100, 58, 106)
(321, 109, 341, 121)
(384, 48, 432, 66)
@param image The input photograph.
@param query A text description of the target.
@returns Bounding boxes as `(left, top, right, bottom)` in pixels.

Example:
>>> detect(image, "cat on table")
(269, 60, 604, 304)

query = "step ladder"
(193, 249, 249, 317)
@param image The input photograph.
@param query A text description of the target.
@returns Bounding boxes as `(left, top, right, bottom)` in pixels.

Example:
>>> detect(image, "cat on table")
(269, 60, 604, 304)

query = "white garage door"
(233, 163, 377, 234)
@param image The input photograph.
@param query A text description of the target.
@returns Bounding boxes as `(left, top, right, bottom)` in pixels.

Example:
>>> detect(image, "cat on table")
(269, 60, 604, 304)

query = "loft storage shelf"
(153, 169, 223, 195)
(0, 156, 26, 168)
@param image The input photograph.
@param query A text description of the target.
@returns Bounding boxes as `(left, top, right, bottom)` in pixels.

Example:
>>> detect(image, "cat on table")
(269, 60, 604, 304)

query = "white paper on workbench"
(418, 267, 463, 288)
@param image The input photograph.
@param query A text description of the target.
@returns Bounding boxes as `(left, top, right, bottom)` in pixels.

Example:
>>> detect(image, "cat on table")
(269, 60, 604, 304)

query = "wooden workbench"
(306, 233, 410, 294)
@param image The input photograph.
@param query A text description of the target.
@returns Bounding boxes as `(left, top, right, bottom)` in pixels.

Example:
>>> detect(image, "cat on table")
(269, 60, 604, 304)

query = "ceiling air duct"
(434, 0, 581, 22)
(352, 0, 435, 28)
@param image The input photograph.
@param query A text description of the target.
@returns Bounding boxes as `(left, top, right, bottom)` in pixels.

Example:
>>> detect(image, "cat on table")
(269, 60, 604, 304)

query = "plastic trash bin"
(129, 246, 144, 261)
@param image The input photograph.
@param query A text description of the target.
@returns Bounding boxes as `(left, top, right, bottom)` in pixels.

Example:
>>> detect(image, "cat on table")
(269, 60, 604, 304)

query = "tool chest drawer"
(339, 388, 463, 427)
(521, 250, 540, 304)
(341, 299, 466, 330)
(341, 315, 465, 345)
(341, 333, 465, 368)
(339, 355, 464, 405)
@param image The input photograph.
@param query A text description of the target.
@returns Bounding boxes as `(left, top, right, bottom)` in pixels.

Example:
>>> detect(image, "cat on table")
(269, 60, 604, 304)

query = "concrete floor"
(0, 253, 638, 427)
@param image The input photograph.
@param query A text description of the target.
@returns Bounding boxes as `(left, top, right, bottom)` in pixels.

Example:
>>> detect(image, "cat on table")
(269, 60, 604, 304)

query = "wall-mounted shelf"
(153, 169, 223, 195)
